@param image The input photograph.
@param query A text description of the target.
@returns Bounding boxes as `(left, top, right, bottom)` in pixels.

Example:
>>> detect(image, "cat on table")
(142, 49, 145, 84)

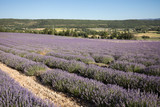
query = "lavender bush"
(92, 54, 114, 64)
(110, 61, 146, 73)
(119, 55, 159, 66)
(0, 69, 54, 107)
(144, 65, 160, 76)
(0, 50, 47, 76)
(110, 60, 160, 76)
(46, 52, 95, 64)
(40, 69, 159, 106)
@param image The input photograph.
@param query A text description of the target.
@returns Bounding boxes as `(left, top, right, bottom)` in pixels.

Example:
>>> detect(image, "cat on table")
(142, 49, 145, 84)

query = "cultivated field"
(0, 32, 160, 106)
(135, 31, 160, 39)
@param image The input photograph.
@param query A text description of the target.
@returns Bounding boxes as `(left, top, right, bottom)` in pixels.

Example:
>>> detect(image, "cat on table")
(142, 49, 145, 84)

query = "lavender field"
(0, 32, 160, 106)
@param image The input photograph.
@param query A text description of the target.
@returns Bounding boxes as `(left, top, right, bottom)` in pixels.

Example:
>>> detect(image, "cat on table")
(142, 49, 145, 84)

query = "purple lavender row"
(91, 54, 114, 64)
(46, 52, 95, 64)
(0, 69, 54, 107)
(110, 61, 145, 72)
(0, 45, 159, 95)
(0, 50, 47, 76)
(110, 60, 160, 76)
(144, 65, 160, 76)
(118, 53, 160, 67)
(40, 69, 159, 106)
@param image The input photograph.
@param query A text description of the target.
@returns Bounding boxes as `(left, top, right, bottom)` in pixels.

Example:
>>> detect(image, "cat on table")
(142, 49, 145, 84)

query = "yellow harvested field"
(32, 28, 45, 30)
(135, 32, 160, 38)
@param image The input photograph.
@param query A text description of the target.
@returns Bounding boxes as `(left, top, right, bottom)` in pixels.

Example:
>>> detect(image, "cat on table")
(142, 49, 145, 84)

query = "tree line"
(0, 19, 160, 29)
(0, 27, 136, 40)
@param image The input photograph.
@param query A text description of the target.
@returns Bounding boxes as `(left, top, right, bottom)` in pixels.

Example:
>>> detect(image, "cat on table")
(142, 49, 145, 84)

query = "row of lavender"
(0, 45, 160, 96)
(0, 50, 47, 76)
(111, 61, 160, 76)
(0, 69, 54, 107)
(0, 50, 159, 106)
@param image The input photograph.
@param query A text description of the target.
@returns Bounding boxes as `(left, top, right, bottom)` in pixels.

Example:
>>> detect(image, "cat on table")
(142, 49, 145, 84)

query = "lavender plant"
(0, 69, 54, 107)
(0, 50, 47, 76)
(119, 54, 159, 66)
(110, 61, 146, 73)
(144, 65, 160, 76)
(46, 52, 95, 64)
(92, 54, 114, 64)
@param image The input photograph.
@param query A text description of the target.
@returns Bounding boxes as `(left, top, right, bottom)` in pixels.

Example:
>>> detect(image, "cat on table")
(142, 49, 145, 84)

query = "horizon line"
(0, 18, 160, 21)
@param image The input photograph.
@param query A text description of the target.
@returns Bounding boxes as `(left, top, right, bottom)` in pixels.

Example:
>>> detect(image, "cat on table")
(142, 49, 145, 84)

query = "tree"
(117, 32, 135, 40)
(65, 29, 70, 36)
(99, 31, 108, 39)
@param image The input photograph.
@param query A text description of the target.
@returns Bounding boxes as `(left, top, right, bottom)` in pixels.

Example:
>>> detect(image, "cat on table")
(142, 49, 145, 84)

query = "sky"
(0, 0, 160, 20)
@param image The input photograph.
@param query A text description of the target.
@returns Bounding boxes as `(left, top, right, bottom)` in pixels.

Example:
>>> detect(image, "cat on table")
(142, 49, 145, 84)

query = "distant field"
(88, 28, 109, 31)
(31, 28, 45, 30)
(31, 28, 76, 32)
(134, 31, 160, 40)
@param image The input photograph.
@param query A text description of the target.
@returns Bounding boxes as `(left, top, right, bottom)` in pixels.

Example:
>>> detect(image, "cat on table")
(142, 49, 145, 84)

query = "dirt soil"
(0, 63, 90, 107)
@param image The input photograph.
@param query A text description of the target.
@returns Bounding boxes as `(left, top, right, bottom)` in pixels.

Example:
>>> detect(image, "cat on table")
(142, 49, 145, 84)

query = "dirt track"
(0, 63, 85, 107)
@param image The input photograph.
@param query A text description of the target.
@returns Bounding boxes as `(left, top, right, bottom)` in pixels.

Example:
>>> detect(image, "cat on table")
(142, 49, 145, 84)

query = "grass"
(135, 31, 160, 38)
(134, 31, 160, 40)
(88, 28, 109, 32)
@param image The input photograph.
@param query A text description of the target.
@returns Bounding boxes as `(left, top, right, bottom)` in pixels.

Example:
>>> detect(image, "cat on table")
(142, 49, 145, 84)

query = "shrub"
(92, 54, 114, 64)
(157, 31, 160, 34)
(117, 32, 136, 40)
(142, 35, 150, 39)
(110, 61, 146, 72)
(46, 52, 95, 64)
(24, 63, 47, 76)
(144, 65, 160, 76)
(0, 50, 47, 76)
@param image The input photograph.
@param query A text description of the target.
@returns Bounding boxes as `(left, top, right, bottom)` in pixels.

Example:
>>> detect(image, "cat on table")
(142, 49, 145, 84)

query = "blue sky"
(0, 0, 160, 20)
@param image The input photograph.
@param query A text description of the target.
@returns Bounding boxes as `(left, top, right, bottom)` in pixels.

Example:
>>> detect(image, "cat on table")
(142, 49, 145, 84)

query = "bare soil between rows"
(0, 63, 93, 107)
